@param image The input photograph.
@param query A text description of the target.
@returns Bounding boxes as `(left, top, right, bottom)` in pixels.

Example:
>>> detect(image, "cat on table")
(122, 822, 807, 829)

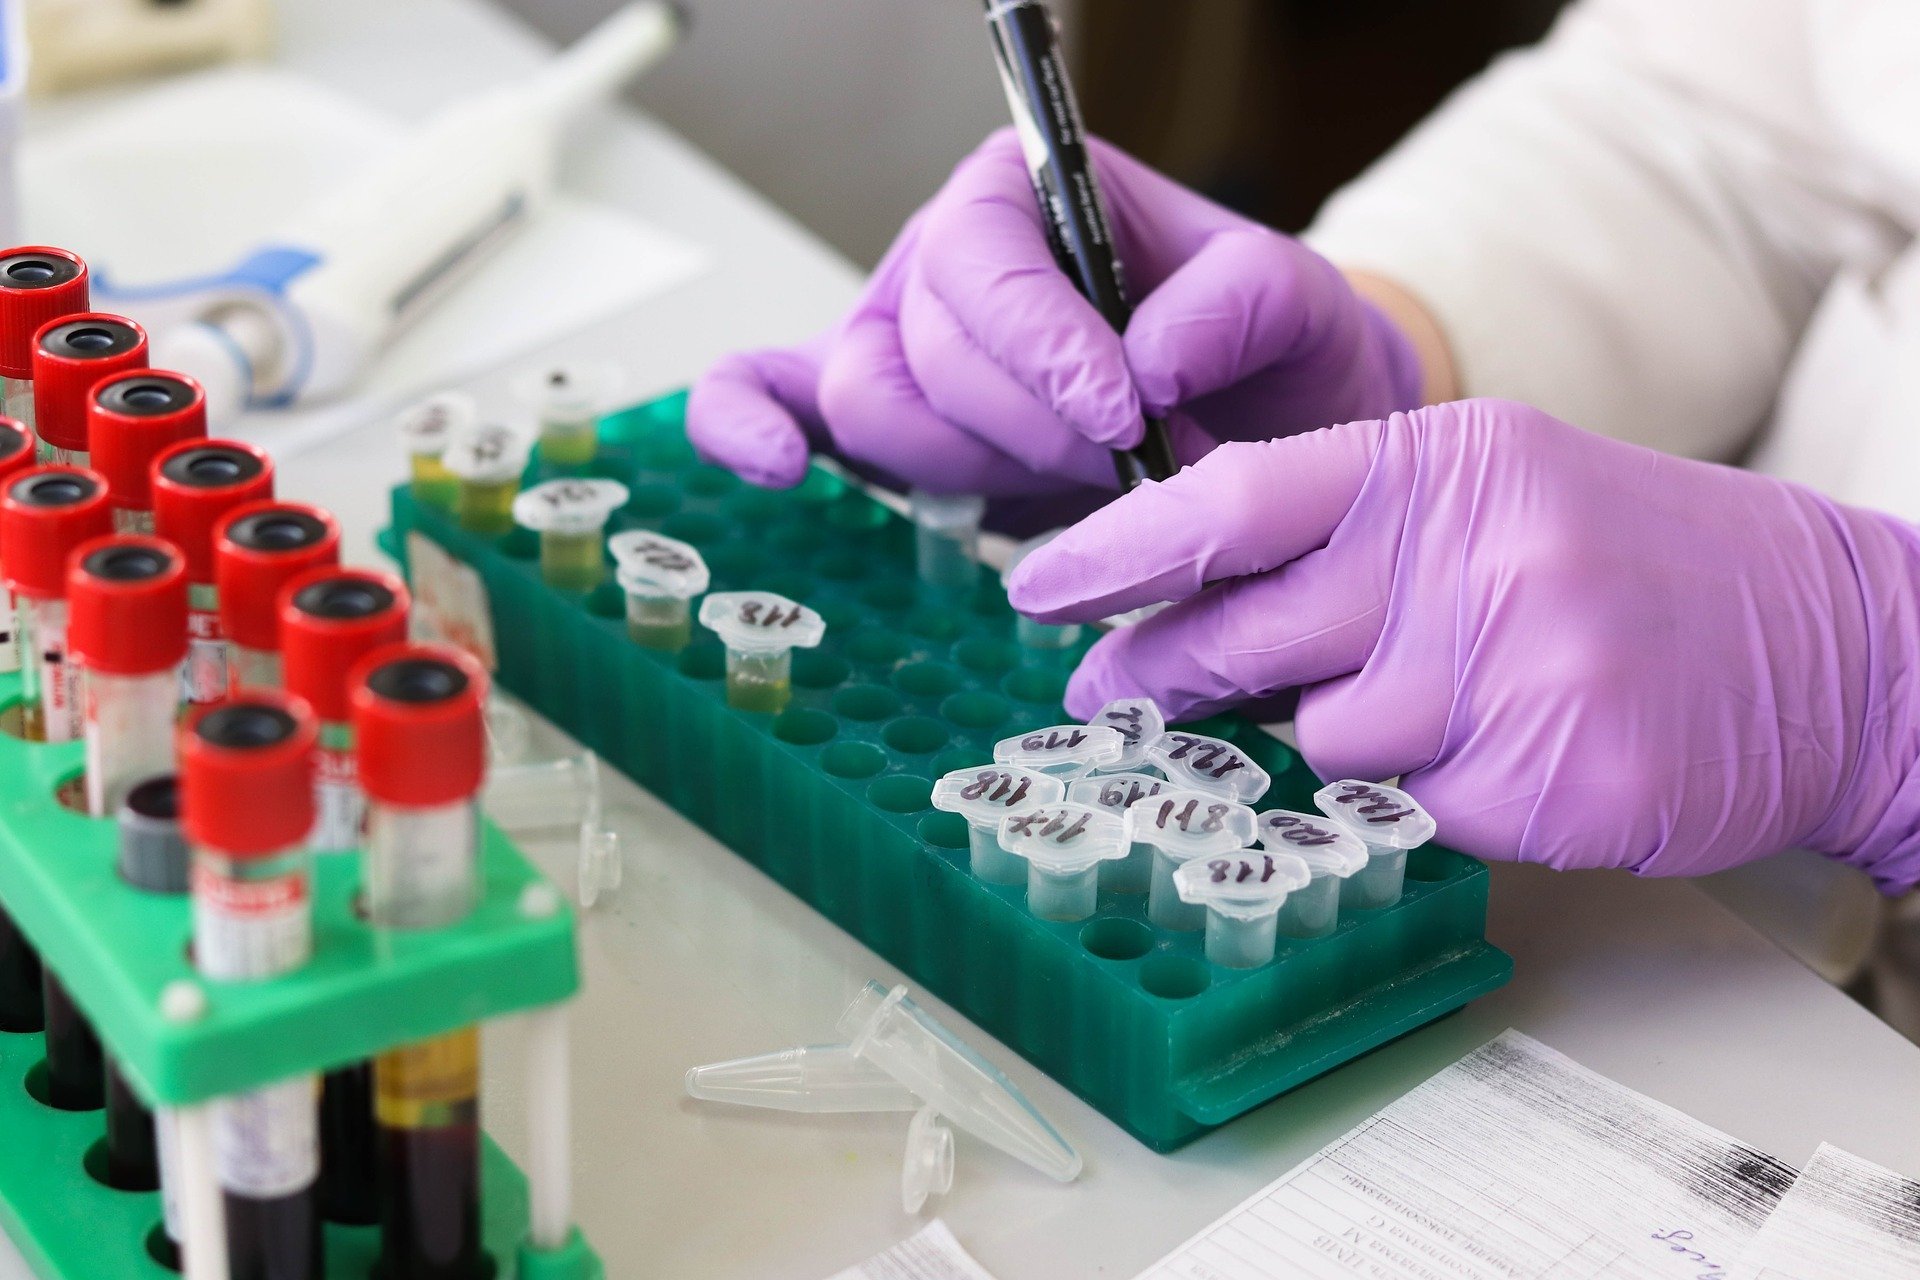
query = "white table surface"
(9, 2, 1920, 1277)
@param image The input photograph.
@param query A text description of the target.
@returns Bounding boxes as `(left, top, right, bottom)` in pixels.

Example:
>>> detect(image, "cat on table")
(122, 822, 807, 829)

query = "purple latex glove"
(1007, 399, 1920, 886)
(687, 129, 1420, 507)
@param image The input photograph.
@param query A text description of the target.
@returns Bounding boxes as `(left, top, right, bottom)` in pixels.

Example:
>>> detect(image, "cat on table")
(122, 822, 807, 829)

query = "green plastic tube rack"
(0, 672, 601, 1279)
(385, 390, 1513, 1152)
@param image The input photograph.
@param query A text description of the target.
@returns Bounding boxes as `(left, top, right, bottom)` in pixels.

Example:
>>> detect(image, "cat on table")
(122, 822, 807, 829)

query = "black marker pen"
(980, 0, 1178, 489)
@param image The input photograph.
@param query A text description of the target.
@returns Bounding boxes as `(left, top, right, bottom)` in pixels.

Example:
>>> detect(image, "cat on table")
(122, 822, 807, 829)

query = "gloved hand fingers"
(1006, 422, 1387, 624)
(686, 339, 830, 490)
(915, 132, 1145, 451)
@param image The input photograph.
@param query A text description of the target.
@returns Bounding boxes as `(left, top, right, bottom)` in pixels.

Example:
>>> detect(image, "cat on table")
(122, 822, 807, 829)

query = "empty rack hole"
(85, 1138, 159, 1193)
(953, 637, 1019, 676)
(24, 1060, 103, 1113)
(833, 685, 902, 722)
(940, 692, 1009, 731)
(822, 742, 887, 779)
(918, 812, 970, 850)
(1139, 955, 1211, 1001)
(846, 629, 910, 667)
(1003, 667, 1067, 705)
(868, 775, 933, 815)
(792, 651, 851, 690)
(906, 609, 965, 643)
(1081, 918, 1153, 962)
(773, 709, 837, 747)
(883, 717, 948, 755)
(678, 646, 725, 681)
(893, 662, 960, 699)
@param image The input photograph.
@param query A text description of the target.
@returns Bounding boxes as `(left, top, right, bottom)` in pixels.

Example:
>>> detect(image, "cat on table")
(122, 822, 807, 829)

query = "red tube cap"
(350, 644, 489, 808)
(279, 567, 411, 724)
(90, 371, 208, 513)
(214, 502, 342, 651)
(0, 419, 36, 486)
(32, 313, 149, 453)
(0, 466, 114, 598)
(0, 248, 89, 380)
(180, 692, 317, 857)
(151, 439, 274, 584)
(67, 536, 189, 676)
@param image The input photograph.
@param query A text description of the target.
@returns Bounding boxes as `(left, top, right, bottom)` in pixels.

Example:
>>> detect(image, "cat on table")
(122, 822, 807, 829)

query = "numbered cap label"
(933, 766, 1066, 826)
(1147, 731, 1272, 803)
(698, 591, 827, 653)
(1257, 809, 1368, 878)
(1089, 697, 1164, 771)
(1173, 851, 1313, 918)
(1313, 780, 1435, 850)
(511, 478, 631, 533)
(441, 421, 534, 482)
(394, 392, 477, 453)
(1120, 788, 1257, 859)
(996, 802, 1127, 873)
(610, 531, 710, 599)
(993, 724, 1124, 778)
(1069, 771, 1165, 815)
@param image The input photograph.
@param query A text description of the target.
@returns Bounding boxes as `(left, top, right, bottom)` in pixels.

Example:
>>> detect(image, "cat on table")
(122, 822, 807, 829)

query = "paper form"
(1138, 1029, 1793, 1280)
(1731, 1143, 1920, 1280)
(828, 1221, 1000, 1280)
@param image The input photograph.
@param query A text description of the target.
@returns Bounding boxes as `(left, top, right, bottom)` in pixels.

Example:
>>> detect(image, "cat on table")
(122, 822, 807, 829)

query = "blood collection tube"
(214, 502, 341, 691)
(0, 417, 36, 674)
(89, 370, 208, 534)
(0, 421, 43, 1034)
(0, 465, 114, 743)
(180, 694, 323, 1280)
(279, 566, 409, 1226)
(0, 246, 89, 431)
(352, 643, 489, 1280)
(31, 312, 149, 466)
(152, 438, 274, 705)
(69, 536, 188, 815)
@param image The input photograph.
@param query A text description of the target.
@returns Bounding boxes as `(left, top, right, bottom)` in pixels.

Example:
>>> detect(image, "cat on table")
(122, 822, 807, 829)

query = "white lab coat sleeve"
(1304, 0, 1904, 459)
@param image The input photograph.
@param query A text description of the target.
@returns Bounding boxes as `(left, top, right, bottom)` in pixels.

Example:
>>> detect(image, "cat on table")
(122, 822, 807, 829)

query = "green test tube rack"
(385, 390, 1513, 1152)
(0, 684, 601, 1279)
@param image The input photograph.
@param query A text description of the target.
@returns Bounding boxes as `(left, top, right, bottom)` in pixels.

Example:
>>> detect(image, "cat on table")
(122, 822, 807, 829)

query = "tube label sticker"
(214, 1076, 320, 1200)
(191, 865, 311, 981)
(376, 1028, 479, 1130)
(408, 532, 497, 671)
(31, 602, 80, 742)
(0, 586, 15, 674)
(182, 607, 229, 705)
(311, 745, 364, 855)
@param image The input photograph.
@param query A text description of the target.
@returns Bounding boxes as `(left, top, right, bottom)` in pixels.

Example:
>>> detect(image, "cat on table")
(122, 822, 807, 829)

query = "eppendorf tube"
(395, 392, 476, 511)
(180, 694, 324, 1280)
(31, 311, 149, 466)
(214, 502, 342, 691)
(1314, 780, 1436, 911)
(909, 489, 985, 596)
(153, 438, 275, 705)
(0, 246, 89, 432)
(992, 723, 1124, 780)
(997, 801, 1128, 922)
(931, 764, 1065, 886)
(698, 590, 826, 714)
(1257, 809, 1368, 939)
(608, 530, 708, 651)
(68, 537, 188, 816)
(1088, 696, 1165, 774)
(485, 752, 622, 909)
(1004, 531, 1081, 654)
(1121, 788, 1258, 932)
(1147, 730, 1272, 804)
(351, 644, 490, 1280)
(442, 420, 533, 536)
(1068, 771, 1165, 893)
(88, 370, 208, 534)
(1173, 850, 1313, 969)
(1, 464, 114, 743)
(514, 361, 618, 470)
(510, 478, 629, 593)
(0, 417, 35, 674)
(684, 1044, 920, 1113)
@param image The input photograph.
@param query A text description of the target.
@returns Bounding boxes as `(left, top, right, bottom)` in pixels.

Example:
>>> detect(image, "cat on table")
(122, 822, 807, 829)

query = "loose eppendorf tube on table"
(1146, 730, 1272, 803)
(698, 590, 826, 714)
(395, 391, 477, 511)
(214, 501, 342, 692)
(1087, 696, 1165, 774)
(152, 437, 276, 706)
(608, 529, 708, 651)
(87, 369, 208, 535)
(908, 489, 986, 596)
(1174, 849, 1313, 969)
(1068, 771, 1166, 893)
(992, 723, 1124, 781)
(441, 420, 534, 536)
(30, 309, 148, 467)
(352, 644, 492, 1278)
(932, 764, 1066, 885)
(1121, 788, 1259, 932)
(902, 1105, 956, 1214)
(685, 1043, 920, 1113)
(511, 477, 630, 593)
(1257, 809, 1369, 938)
(1004, 530, 1081, 654)
(0, 245, 90, 435)
(514, 360, 618, 470)
(997, 801, 1128, 922)
(1314, 779, 1437, 910)
(181, 694, 325, 1280)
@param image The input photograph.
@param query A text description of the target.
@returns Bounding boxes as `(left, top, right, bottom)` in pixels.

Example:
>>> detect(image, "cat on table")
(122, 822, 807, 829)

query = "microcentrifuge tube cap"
(1174, 849, 1312, 920)
(1146, 730, 1272, 804)
(394, 391, 477, 456)
(1121, 788, 1259, 859)
(1257, 809, 1369, 878)
(441, 420, 534, 482)
(992, 724, 1124, 779)
(697, 591, 826, 654)
(908, 489, 987, 532)
(838, 982, 1080, 1183)
(1313, 779, 1436, 850)
(511, 361, 620, 418)
(683, 1043, 920, 1114)
(511, 478, 631, 535)
(1069, 771, 1165, 815)
(1087, 697, 1165, 773)
(609, 530, 709, 599)
(996, 802, 1127, 876)
(931, 765, 1066, 826)
(903, 1106, 956, 1215)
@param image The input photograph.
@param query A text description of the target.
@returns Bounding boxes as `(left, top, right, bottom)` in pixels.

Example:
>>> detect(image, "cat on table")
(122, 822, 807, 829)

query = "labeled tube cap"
(996, 802, 1128, 875)
(394, 392, 477, 458)
(1173, 850, 1313, 920)
(118, 773, 188, 894)
(511, 478, 630, 534)
(89, 371, 209, 511)
(279, 566, 411, 723)
(512, 361, 619, 419)
(151, 439, 275, 583)
(932, 765, 1065, 827)
(350, 643, 489, 808)
(214, 502, 342, 650)
(610, 531, 709, 600)
(67, 536, 189, 675)
(683, 1043, 920, 1114)
(1147, 730, 1272, 803)
(180, 692, 317, 856)
(1314, 779, 1436, 849)
(0, 419, 36, 485)
(0, 466, 114, 598)
(0, 247, 89, 380)
(441, 420, 533, 482)
(993, 724, 1124, 779)
(1121, 788, 1258, 859)
(1257, 809, 1369, 878)
(698, 591, 826, 654)
(1068, 771, 1165, 816)
(1088, 697, 1165, 772)
(32, 312, 149, 452)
